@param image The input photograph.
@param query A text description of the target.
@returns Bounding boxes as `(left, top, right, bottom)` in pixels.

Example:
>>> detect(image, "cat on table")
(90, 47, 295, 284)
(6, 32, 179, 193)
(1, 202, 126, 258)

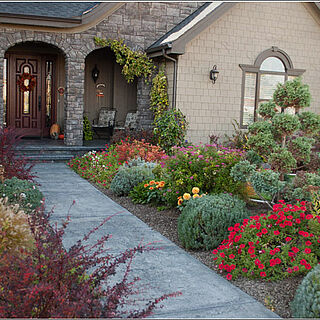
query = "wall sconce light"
(209, 65, 219, 84)
(92, 64, 100, 83)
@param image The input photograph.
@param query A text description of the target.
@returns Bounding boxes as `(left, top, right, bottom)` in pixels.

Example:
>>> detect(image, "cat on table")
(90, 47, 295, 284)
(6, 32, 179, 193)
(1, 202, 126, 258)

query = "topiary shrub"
(0, 177, 43, 213)
(0, 198, 35, 255)
(291, 264, 320, 318)
(110, 166, 155, 196)
(177, 194, 250, 250)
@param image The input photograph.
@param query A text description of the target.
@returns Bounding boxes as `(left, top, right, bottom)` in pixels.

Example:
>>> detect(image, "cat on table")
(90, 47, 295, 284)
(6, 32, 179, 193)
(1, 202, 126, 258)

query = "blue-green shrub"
(177, 194, 250, 250)
(110, 166, 155, 196)
(0, 177, 43, 213)
(291, 264, 320, 318)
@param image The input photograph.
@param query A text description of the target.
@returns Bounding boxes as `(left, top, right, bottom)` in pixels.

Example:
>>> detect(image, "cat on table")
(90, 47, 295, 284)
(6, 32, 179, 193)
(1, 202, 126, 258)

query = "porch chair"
(114, 112, 137, 131)
(92, 107, 116, 139)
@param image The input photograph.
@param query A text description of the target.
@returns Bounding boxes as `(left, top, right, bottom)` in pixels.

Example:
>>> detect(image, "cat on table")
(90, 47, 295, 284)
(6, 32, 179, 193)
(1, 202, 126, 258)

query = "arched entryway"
(84, 47, 137, 129)
(4, 41, 65, 137)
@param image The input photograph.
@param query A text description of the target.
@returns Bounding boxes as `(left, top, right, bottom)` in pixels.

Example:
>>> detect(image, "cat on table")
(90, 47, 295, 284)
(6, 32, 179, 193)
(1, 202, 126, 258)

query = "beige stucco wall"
(176, 2, 320, 144)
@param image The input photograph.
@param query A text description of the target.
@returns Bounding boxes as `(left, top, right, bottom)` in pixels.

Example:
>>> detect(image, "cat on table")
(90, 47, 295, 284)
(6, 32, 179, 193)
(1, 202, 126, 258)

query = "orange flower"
(158, 181, 165, 188)
(178, 196, 182, 200)
(193, 194, 200, 199)
(144, 184, 149, 188)
(178, 199, 183, 206)
(183, 193, 191, 200)
(149, 187, 154, 190)
(149, 180, 156, 185)
(192, 187, 200, 194)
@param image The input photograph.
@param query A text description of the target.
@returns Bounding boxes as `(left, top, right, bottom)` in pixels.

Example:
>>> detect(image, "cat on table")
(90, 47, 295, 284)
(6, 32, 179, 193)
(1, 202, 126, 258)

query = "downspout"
(162, 48, 177, 110)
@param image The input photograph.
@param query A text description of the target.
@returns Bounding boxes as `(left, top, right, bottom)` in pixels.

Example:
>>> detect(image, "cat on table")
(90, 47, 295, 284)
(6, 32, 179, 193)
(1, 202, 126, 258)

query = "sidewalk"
(34, 162, 279, 319)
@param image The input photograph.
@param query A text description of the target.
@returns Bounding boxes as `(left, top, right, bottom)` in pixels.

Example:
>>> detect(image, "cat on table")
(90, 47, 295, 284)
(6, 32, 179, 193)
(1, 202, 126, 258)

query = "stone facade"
(0, 2, 203, 145)
(175, 2, 320, 144)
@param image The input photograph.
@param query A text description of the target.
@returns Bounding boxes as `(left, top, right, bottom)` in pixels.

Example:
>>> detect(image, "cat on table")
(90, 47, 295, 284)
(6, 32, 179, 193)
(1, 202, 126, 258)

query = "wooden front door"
(6, 53, 56, 137)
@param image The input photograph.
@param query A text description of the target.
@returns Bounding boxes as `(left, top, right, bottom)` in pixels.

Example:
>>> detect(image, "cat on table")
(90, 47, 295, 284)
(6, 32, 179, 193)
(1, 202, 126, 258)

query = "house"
(0, 2, 320, 146)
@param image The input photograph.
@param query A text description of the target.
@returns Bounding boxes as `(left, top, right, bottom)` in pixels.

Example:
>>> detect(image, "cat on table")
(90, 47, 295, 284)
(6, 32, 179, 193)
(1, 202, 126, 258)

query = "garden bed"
(90, 184, 303, 318)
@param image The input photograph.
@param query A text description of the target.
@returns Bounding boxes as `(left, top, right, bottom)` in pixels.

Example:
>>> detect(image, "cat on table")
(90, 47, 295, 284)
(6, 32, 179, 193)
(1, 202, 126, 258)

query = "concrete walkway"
(34, 162, 279, 319)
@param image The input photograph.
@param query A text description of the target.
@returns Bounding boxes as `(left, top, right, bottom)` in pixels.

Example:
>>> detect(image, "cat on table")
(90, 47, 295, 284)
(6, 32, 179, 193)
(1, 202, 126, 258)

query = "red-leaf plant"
(0, 204, 180, 318)
(0, 126, 35, 181)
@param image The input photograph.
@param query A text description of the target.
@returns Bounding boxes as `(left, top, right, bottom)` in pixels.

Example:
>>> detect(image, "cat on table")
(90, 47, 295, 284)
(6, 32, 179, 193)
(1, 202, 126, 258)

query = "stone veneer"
(0, 2, 203, 145)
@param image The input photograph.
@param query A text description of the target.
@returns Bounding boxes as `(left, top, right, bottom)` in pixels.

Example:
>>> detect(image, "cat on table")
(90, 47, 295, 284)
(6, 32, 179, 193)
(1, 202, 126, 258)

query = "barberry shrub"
(0, 177, 43, 213)
(213, 200, 320, 281)
(0, 206, 180, 318)
(177, 194, 250, 250)
(0, 198, 35, 255)
(291, 264, 320, 318)
(0, 127, 35, 181)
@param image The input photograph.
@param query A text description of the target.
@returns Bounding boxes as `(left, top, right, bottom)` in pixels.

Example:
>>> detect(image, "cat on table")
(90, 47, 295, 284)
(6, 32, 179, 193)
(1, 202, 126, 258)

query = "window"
(239, 47, 305, 127)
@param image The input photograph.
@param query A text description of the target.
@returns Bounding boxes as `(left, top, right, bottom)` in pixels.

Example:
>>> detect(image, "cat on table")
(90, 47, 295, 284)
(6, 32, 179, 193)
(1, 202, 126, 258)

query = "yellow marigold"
(149, 187, 154, 190)
(158, 181, 165, 188)
(192, 187, 200, 194)
(193, 194, 200, 199)
(178, 198, 183, 206)
(144, 184, 149, 188)
(149, 180, 156, 185)
(183, 193, 191, 200)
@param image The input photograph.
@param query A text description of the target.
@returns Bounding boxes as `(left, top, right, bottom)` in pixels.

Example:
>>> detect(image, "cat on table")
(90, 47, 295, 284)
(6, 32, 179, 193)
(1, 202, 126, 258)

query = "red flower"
(228, 226, 233, 231)
(260, 272, 266, 277)
(239, 244, 245, 249)
(226, 273, 232, 280)
(261, 228, 268, 234)
(287, 268, 293, 273)
(242, 268, 248, 273)
(295, 219, 301, 224)
(229, 254, 235, 259)
(258, 264, 265, 269)
(255, 259, 261, 266)
(220, 252, 225, 258)
(275, 258, 281, 265)
(273, 230, 280, 235)
(248, 242, 254, 246)
(306, 264, 312, 270)
(285, 237, 292, 242)
(304, 248, 311, 254)
(212, 249, 218, 255)
(293, 266, 299, 272)
(269, 250, 275, 256)
(248, 248, 255, 254)
(306, 214, 313, 220)
(292, 247, 299, 253)
(300, 259, 307, 266)
(305, 241, 312, 246)
(269, 259, 275, 267)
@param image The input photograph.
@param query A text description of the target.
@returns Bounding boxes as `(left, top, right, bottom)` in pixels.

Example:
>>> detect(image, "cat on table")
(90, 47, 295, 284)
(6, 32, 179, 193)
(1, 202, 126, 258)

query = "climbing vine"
(83, 116, 93, 141)
(94, 37, 155, 83)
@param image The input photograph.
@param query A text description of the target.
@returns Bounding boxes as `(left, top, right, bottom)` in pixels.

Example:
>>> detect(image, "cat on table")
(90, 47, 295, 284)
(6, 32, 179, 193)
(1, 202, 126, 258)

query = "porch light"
(209, 65, 219, 84)
(92, 64, 100, 83)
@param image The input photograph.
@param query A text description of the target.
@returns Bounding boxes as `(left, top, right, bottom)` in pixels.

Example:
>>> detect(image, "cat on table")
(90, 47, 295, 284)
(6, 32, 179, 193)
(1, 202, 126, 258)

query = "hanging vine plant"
(17, 73, 36, 92)
(94, 37, 155, 83)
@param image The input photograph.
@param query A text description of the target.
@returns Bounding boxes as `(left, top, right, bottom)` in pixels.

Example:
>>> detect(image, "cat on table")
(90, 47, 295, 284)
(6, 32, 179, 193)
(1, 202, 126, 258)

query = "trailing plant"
(0, 177, 43, 213)
(150, 69, 169, 119)
(291, 264, 320, 318)
(83, 115, 93, 141)
(0, 206, 180, 318)
(177, 193, 250, 250)
(213, 200, 320, 281)
(153, 109, 188, 154)
(94, 37, 155, 83)
(0, 127, 35, 181)
(0, 198, 35, 255)
(110, 166, 155, 196)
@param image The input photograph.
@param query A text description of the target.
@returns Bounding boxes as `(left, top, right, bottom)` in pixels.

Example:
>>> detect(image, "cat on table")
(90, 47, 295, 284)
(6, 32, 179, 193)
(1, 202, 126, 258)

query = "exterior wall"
(0, 2, 203, 145)
(176, 2, 320, 144)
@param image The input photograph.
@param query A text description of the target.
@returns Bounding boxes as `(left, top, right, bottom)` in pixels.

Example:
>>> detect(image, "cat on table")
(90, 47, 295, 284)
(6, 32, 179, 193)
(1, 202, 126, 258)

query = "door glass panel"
(3, 58, 7, 125)
(243, 72, 256, 126)
(23, 91, 30, 114)
(45, 61, 53, 127)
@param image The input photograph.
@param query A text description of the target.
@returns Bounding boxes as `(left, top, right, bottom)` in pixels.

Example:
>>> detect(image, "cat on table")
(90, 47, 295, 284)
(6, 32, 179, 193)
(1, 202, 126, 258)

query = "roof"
(147, 2, 236, 57)
(0, 2, 99, 19)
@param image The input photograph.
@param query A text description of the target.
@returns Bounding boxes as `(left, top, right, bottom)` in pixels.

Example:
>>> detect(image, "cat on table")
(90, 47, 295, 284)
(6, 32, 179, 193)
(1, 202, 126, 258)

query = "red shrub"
(0, 205, 180, 318)
(0, 127, 35, 181)
(115, 140, 166, 163)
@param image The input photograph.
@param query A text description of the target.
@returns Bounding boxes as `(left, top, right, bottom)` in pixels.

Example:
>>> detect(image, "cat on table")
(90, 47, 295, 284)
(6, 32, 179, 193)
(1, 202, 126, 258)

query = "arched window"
(239, 47, 305, 127)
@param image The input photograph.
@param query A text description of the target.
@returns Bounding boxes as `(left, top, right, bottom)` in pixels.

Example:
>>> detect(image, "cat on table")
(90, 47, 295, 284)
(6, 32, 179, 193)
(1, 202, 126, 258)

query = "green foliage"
(245, 150, 263, 166)
(268, 148, 297, 173)
(273, 77, 311, 110)
(230, 160, 256, 183)
(248, 121, 272, 135)
(150, 69, 169, 119)
(288, 137, 315, 164)
(224, 120, 248, 150)
(271, 113, 300, 138)
(291, 264, 320, 318)
(257, 101, 277, 119)
(298, 111, 320, 136)
(177, 194, 250, 250)
(247, 132, 277, 155)
(94, 37, 155, 83)
(153, 109, 188, 154)
(0, 177, 43, 213)
(83, 116, 93, 141)
(110, 166, 155, 196)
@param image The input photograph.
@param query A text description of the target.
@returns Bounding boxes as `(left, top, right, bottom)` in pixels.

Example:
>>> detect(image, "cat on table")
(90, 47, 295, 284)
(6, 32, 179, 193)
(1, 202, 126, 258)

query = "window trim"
(239, 47, 305, 128)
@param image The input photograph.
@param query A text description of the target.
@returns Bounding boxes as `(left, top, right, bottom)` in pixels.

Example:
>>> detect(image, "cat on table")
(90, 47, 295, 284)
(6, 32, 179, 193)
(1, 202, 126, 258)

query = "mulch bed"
(93, 183, 303, 318)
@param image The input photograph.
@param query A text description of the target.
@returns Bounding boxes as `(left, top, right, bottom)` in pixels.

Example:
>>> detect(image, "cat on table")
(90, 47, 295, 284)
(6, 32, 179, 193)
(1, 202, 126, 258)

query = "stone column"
(136, 77, 153, 129)
(64, 56, 85, 146)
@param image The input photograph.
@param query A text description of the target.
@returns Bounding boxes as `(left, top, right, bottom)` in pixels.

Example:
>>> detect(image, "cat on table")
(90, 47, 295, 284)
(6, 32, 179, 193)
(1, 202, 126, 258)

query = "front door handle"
(38, 96, 41, 112)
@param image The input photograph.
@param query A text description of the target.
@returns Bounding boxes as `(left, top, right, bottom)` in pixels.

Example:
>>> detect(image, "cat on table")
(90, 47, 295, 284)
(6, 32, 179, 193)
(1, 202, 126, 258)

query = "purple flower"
(190, 176, 194, 179)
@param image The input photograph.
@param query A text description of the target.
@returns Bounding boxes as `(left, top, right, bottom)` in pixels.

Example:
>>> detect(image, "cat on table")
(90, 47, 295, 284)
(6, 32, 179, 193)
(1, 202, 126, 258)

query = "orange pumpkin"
(50, 123, 60, 139)
(58, 134, 64, 140)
